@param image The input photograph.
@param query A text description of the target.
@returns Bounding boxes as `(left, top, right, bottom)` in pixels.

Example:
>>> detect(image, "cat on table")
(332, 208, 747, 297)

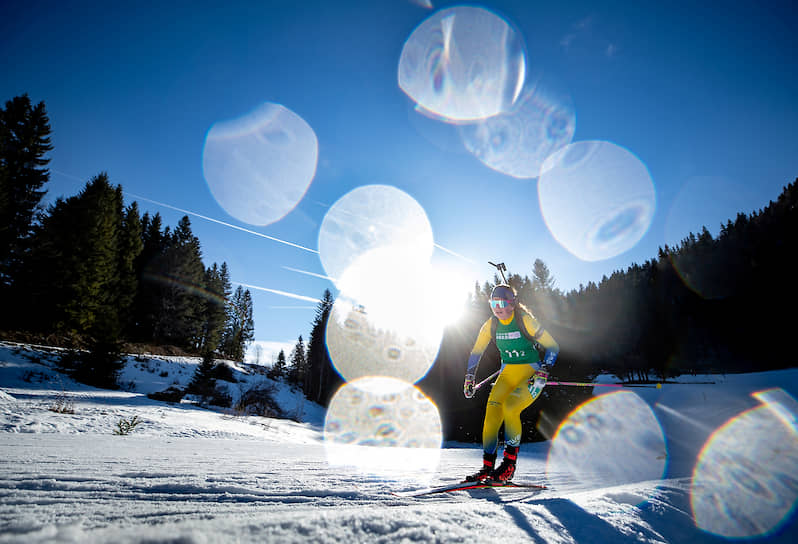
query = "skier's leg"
(481, 368, 511, 455)
(491, 365, 535, 482)
(482, 365, 534, 454)
(502, 380, 535, 448)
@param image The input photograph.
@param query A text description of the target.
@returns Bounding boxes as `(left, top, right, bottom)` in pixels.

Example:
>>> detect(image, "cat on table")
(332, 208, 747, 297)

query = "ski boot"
(490, 445, 518, 483)
(465, 453, 496, 482)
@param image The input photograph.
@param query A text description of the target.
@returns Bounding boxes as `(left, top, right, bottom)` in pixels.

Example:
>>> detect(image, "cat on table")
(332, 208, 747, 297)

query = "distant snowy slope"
(0, 345, 323, 446)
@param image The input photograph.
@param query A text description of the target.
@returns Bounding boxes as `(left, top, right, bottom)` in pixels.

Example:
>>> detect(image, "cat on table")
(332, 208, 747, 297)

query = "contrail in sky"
(234, 281, 321, 303)
(282, 266, 336, 282)
(124, 192, 318, 254)
(434, 243, 476, 263)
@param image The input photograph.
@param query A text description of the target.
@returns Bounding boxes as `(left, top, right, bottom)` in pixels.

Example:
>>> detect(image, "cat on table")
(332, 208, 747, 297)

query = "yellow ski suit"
(466, 309, 559, 455)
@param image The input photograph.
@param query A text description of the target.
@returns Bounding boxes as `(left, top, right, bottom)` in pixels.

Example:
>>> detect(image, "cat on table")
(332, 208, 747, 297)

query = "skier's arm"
(464, 319, 493, 398)
(465, 319, 494, 378)
(521, 313, 560, 368)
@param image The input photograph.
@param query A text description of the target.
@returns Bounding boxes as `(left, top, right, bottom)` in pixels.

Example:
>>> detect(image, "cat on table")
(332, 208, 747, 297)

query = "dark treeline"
(1, 94, 254, 388)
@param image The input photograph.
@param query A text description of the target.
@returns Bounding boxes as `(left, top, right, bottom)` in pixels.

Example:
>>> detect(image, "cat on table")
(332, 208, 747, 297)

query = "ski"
(391, 480, 547, 498)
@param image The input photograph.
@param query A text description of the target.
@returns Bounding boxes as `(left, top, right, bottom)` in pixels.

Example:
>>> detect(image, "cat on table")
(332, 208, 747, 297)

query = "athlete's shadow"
(473, 492, 659, 543)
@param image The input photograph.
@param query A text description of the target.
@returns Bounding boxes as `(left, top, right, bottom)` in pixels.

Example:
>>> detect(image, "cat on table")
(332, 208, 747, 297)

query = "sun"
(326, 250, 472, 387)
(335, 247, 471, 343)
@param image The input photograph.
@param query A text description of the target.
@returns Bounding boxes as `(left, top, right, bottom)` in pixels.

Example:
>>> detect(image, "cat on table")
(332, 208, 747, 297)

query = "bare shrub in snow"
(235, 383, 284, 418)
(113, 415, 142, 435)
(48, 391, 75, 414)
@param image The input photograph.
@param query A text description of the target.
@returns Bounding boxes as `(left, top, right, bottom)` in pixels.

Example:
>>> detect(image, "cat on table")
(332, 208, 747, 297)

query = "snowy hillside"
(1, 340, 796, 543)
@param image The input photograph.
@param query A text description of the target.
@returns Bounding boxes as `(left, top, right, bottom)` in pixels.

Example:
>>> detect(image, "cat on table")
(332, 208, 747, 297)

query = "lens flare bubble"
(691, 389, 798, 539)
(538, 140, 656, 261)
(324, 377, 442, 480)
(325, 248, 446, 387)
(318, 185, 434, 288)
(459, 77, 576, 179)
(398, 6, 526, 123)
(202, 102, 318, 226)
(547, 391, 667, 494)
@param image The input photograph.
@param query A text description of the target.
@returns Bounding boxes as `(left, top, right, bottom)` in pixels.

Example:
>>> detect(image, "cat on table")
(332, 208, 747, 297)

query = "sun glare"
(324, 250, 471, 387)
(336, 249, 471, 337)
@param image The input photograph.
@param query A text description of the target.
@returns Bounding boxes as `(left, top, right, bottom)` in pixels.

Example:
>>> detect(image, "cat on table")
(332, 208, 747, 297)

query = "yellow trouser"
(483, 364, 537, 454)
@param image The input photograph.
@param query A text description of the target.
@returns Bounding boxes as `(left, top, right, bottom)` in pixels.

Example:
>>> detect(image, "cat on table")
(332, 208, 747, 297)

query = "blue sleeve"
(466, 354, 481, 377)
(465, 319, 493, 377)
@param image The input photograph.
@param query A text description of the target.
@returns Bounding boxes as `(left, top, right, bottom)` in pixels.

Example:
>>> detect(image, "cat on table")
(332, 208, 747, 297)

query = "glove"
(463, 374, 476, 399)
(529, 369, 548, 401)
(542, 349, 558, 369)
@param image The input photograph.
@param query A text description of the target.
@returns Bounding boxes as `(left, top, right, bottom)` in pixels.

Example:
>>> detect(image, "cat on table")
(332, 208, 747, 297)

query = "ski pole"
(473, 369, 501, 392)
(546, 380, 663, 389)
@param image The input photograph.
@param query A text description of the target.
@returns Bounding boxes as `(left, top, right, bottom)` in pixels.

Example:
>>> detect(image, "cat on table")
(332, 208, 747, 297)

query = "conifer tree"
(267, 349, 287, 380)
(526, 259, 560, 323)
(116, 199, 143, 337)
(186, 351, 231, 407)
(173, 217, 206, 346)
(66, 174, 123, 339)
(149, 216, 206, 348)
(130, 212, 167, 341)
(26, 173, 129, 341)
(189, 351, 217, 392)
(199, 262, 231, 353)
(70, 338, 126, 390)
(221, 286, 255, 361)
(0, 94, 52, 308)
(21, 173, 131, 387)
(531, 259, 556, 292)
(305, 289, 337, 404)
(287, 335, 306, 387)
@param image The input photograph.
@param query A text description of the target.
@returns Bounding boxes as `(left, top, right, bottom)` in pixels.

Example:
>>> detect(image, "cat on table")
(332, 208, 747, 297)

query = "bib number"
(502, 349, 526, 359)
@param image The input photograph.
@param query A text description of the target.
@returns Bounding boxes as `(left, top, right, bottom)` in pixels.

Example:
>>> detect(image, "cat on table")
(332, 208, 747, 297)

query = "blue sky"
(2, 0, 796, 364)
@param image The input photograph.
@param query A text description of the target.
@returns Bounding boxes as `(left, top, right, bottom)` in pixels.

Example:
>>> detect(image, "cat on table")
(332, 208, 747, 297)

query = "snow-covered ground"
(1, 340, 796, 543)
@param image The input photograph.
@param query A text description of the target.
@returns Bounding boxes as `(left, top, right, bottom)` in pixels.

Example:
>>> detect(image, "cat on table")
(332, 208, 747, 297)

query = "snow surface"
(1, 340, 797, 543)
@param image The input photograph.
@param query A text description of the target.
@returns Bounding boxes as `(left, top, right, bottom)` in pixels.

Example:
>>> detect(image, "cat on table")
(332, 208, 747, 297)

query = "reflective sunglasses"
(489, 299, 514, 309)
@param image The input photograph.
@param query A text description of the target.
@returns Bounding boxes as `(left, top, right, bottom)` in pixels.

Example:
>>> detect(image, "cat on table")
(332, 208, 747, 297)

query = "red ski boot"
(490, 446, 518, 483)
(465, 453, 497, 482)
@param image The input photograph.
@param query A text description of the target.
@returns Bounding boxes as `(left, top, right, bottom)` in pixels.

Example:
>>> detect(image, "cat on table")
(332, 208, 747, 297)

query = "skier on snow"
(463, 283, 559, 483)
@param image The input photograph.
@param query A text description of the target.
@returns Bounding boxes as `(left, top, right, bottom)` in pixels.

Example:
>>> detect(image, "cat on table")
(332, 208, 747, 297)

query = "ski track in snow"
(1, 341, 797, 543)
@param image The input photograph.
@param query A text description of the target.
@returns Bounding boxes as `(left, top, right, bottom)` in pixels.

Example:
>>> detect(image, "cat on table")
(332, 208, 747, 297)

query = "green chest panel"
(495, 317, 540, 364)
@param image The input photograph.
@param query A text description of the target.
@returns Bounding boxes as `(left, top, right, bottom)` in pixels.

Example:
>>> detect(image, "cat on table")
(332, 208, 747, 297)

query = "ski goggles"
(489, 298, 514, 309)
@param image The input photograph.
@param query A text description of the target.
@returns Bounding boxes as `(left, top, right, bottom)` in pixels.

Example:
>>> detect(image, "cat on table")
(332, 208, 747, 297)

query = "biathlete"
(463, 284, 559, 483)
